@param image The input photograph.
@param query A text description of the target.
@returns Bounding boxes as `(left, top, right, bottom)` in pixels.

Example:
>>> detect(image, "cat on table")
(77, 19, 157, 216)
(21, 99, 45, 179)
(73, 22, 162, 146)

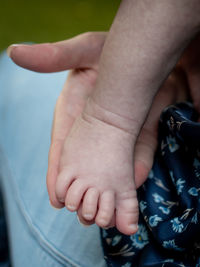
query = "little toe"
(95, 191, 115, 228)
(65, 179, 88, 211)
(116, 192, 139, 235)
(55, 167, 75, 203)
(82, 188, 99, 221)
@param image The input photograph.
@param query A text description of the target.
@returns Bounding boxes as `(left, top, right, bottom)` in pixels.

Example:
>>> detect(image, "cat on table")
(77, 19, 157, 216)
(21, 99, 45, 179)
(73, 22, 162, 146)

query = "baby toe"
(82, 187, 99, 221)
(65, 179, 88, 211)
(95, 191, 115, 228)
(116, 192, 139, 235)
(77, 203, 95, 226)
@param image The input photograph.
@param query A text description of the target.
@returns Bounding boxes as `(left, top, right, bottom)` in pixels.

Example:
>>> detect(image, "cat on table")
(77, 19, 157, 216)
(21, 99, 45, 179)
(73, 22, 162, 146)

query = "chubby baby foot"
(55, 105, 139, 235)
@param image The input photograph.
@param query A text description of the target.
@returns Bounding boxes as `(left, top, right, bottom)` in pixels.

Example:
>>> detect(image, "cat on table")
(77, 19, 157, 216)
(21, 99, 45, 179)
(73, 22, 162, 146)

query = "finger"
(186, 72, 200, 114)
(47, 91, 73, 207)
(134, 69, 189, 188)
(7, 32, 107, 73)
(177, 34, 200, 114)
(47, 69, 96, 207)
(134, 127, 158, 189)
(47, 139, 65, 208)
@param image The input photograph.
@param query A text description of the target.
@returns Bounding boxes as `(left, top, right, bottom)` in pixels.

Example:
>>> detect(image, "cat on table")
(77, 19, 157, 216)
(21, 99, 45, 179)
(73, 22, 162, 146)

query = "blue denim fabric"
(0, 51, 106, 267)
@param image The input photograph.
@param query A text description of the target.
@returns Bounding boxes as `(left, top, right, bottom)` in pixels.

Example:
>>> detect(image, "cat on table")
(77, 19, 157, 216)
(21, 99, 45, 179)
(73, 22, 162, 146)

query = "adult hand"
(179, 34, 200, 114)
(7, 32, 198, 226)
(8, 32, 106, 211)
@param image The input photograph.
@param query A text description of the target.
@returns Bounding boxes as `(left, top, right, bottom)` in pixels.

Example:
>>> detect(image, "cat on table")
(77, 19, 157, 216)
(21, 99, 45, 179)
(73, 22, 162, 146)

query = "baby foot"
(55, 104, 139, 235)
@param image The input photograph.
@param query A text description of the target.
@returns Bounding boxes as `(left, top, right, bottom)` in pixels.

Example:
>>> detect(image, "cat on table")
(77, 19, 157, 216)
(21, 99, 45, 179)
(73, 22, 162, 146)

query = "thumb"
(134, 117, 158, 189)
(134, 69, 188, 188)
(186, 72, 200, 115)
(7, 32, 107, 73)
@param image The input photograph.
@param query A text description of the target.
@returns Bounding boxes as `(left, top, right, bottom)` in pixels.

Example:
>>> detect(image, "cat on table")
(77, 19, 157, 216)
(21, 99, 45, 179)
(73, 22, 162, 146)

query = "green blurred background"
(0, 0, 121, 52)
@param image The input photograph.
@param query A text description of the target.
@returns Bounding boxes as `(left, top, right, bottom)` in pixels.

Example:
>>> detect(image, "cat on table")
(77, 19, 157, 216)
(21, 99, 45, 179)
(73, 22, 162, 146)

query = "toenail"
(77, 216, 90, 227)
(83, 214, 93, 220)
(49, 200, 62, 210)
(58, 197, 65, 203)
(129, 224, 138, 232)
(98, 218, 108, 227)
(66, 204, 76, 211)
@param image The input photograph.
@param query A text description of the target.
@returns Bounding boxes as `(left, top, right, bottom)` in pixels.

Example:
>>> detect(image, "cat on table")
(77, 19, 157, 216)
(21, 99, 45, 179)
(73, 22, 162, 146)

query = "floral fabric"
(101, 102, 200, 267)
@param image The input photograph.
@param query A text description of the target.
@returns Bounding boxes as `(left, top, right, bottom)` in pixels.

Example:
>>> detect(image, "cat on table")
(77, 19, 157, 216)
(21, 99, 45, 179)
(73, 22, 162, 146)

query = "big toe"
(116, 191, 139, 235)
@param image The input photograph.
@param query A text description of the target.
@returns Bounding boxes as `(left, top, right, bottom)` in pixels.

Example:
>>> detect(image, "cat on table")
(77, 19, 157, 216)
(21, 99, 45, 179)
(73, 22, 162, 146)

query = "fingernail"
(6, 44, 22, 58)
(98, 218, 108, 227)
(77, 216, 90, 227)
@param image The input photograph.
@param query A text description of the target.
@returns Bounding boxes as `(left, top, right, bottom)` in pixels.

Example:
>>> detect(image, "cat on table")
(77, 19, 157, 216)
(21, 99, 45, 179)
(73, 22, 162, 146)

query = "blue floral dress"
(101, 102, 200, 267)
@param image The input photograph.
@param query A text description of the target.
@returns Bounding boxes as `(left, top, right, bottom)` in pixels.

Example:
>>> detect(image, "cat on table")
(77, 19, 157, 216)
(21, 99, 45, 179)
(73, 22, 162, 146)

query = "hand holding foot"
(8, 30, 200, 234)
(7, 32, 107, 209)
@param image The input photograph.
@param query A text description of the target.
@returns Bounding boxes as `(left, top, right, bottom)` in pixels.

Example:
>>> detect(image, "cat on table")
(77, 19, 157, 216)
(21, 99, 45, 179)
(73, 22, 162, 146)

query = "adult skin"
(7, 0, 200, 239)
(52, 0, 200, 235)
(8, 30, 200, 230)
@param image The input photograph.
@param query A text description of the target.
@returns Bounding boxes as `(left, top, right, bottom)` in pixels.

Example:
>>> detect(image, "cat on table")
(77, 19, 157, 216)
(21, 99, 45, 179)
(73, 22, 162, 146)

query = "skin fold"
(8, 2, 200, 233)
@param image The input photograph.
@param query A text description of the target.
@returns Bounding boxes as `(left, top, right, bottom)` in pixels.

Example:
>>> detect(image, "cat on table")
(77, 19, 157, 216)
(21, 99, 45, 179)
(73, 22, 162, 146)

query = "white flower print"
(102, 229, 108, 238)
(111, 235, 122, 246)
(169, 171, 175, 184)
(164, 259, 174, 263)
(170, 218, 184, 233)
(188, 187, 199, 196)
(176, 178, 185, 194)
(139, 201, 147, 212)
(166, 135, 179, 153)
(159, 206, 170, 215)
(152, 193, 164, 203)
(163, 239, 184, 251)
(149, 215, 162, 227)
(130, 224, 148, 249)
(191, 212, 198, 224)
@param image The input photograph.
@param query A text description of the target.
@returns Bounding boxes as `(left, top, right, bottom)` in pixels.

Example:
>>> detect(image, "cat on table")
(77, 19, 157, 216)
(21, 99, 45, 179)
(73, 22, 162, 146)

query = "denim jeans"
(0, 51, 106, 267)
